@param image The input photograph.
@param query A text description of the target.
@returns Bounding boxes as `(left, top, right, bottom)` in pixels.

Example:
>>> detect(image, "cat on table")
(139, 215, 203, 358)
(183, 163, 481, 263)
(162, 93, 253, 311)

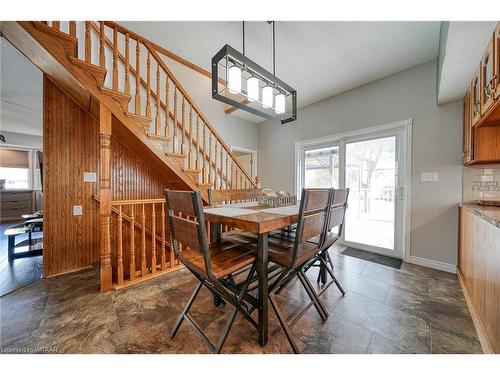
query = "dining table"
(203, 201, 302, 346)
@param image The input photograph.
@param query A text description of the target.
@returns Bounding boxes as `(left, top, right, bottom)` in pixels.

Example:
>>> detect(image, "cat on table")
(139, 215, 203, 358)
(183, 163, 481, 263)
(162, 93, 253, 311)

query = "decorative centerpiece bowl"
(259, 188, 297, 207)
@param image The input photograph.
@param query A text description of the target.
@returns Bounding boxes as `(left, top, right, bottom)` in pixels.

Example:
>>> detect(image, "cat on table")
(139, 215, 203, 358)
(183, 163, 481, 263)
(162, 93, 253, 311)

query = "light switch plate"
(420, 172, 439, 182)
(73, 205, 83, 216)
(83, 172, 97, 183)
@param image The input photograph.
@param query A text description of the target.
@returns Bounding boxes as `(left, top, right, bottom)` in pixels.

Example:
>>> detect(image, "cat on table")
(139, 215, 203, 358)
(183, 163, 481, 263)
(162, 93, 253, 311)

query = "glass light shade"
(262, 86, 273, 108)
(247, 77, 259, 101)
(228, 66, 241, 94)
(275, 93, 285, 114)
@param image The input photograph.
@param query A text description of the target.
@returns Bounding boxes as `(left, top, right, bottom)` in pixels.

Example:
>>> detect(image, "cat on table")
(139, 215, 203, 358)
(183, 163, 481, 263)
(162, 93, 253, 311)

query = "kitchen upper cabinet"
(462, 22, 500, 166)
(471, 66, 482, 126)
(495, 23, 500, 100)
(463, 89, 474, 164)
(480, 35, 496, 115)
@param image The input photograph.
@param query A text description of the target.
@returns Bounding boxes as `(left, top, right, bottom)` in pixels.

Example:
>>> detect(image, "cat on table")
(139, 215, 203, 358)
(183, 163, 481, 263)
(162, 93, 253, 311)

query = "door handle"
(396, 186, 404, 200)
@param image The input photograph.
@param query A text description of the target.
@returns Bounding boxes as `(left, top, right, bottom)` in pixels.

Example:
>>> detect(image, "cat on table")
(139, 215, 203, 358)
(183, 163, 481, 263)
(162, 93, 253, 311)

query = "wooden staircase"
(1, 21, 257, 198)
(1, 20, 258, 291)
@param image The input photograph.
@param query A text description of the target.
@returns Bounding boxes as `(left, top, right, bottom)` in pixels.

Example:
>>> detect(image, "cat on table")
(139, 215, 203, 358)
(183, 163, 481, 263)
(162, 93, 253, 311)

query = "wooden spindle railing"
(106, 198, 179, 288)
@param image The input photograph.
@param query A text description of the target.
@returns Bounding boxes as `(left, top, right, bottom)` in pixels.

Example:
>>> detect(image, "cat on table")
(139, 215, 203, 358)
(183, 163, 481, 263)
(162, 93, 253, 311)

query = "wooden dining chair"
(263, 188, 333, 353)
(314, 188, 350, 291)
(164, 189, 259, 354)
(208, 188, 262, 206)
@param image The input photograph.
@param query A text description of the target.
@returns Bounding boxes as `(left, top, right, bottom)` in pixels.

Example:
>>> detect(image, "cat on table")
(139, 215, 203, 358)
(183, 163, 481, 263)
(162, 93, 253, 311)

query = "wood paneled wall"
(111, 135, 171, 200)
(43, 76, 176, 277)
(43, 76, 100, 276)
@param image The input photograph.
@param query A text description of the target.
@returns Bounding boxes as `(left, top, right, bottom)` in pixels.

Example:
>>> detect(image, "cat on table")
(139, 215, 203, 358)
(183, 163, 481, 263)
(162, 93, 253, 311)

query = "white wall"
(161, 55, 259, 152)
(258, 60, 463, 267)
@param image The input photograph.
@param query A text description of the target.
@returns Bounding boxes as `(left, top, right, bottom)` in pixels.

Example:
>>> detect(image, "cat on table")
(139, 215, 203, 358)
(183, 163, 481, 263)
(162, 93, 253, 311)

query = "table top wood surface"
(203, 202, 301, 234)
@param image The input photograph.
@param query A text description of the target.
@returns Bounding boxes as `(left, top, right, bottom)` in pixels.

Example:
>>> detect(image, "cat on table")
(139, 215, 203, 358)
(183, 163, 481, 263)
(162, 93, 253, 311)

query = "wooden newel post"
(255, 176, 261, 189)
(99, 104, 113, 292)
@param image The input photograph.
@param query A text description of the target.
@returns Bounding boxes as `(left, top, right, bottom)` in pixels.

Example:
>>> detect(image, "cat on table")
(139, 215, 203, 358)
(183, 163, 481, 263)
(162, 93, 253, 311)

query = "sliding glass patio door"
(298, 125, 408, 259)
(344, 136, 397, 255)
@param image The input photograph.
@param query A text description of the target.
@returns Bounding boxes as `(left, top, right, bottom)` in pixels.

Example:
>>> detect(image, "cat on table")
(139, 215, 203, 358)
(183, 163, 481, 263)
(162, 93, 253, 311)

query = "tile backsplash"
(463, 166, 500, 202)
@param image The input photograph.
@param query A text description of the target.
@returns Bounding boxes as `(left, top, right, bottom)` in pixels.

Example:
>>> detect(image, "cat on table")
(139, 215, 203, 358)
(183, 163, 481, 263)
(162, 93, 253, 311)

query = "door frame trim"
(295, 118, 413, 261)
(230, 145, 258, 179)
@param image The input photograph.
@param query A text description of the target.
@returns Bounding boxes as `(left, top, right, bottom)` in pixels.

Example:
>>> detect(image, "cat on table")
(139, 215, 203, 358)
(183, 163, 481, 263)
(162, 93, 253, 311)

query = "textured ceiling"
(1, 37, 43, 136)
(120, 21, 441, 112)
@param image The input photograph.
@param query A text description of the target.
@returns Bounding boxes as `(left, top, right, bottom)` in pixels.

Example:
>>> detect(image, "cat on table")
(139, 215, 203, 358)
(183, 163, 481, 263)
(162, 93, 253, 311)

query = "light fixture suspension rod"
(272, 21, 276, 76)
(242, 21, 245, 56)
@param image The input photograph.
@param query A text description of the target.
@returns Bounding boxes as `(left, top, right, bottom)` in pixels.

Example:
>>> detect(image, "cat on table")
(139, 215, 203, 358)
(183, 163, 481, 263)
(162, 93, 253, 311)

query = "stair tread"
(69, 57, 107, 86)
(165, 152, 187, 159)
(183, 169, 201, 173)
(126, 112, 153, 128)
(147, 134, 171, 142)
(101, 86, 132, 101)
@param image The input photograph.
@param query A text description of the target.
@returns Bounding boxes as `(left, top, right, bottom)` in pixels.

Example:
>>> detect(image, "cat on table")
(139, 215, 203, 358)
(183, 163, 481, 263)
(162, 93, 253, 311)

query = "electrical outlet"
(83, 172, 97, 182)
(420, 172, 439, 182)
(73, 205, 83, 216)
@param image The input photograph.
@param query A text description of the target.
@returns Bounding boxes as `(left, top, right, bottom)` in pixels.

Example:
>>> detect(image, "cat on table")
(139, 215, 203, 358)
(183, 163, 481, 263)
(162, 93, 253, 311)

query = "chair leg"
(214, 264, 257, 353)
(321, 254, 346, 295)
(298, 270, 329, 321)
(171, 281, 203, 339)
(269, 292, 299, 354)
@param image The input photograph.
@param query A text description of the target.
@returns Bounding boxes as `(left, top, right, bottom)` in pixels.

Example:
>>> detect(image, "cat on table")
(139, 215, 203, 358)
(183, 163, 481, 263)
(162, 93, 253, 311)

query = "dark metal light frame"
(211, 44, 297, 124)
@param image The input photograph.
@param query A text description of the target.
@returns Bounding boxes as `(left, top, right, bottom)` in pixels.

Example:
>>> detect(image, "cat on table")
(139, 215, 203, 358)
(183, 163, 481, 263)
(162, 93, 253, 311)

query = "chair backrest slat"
(165, 190, 197, 216)
(208, 188, 261, 206)
(328, 188, 349, 236)
(170, 215, 202, 251)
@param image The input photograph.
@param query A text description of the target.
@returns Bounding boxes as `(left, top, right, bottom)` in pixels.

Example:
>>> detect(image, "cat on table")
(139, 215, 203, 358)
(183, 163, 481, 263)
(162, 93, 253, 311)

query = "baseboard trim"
(408, 256, 456, 274)
(457, 269, 495, 354)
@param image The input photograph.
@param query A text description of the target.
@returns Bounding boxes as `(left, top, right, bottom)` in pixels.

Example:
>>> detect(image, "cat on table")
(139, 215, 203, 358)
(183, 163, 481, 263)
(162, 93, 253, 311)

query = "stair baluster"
(146, 51, 151, 118)
(141, 204, 147, 276)
(69, 21, 76, 38)
(181, 96, 186, 156)
(135, 41, 141, 115)
(99, 22, 105, 68)
(188, 106, 193, 170)
(173, 87, 178, 154)
(151, 203, 157, 274)
(129, 206, 136, 281)
(196, 115, 201, 171)
(117, 205, 124, 284)
(85, 21, 91, 63)
(124, 33, 130, 95)
(155, 63, 161, 136)
(165, 76, 170, 140)
(112, 27, 118, 91)
(161, 202, 166, 270)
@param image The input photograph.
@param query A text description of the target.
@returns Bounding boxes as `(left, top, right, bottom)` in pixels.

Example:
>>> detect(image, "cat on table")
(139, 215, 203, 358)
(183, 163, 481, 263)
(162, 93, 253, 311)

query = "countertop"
(460, 203, 500, 228)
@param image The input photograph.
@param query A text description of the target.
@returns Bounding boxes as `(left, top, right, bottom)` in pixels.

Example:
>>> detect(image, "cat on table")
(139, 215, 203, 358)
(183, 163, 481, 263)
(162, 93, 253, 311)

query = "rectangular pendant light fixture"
(211, 44, 297, 124)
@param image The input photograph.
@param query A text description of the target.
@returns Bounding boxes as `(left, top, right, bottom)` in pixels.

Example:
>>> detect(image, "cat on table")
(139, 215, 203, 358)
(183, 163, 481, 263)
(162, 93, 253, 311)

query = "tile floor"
(0, 245, 482, 354)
